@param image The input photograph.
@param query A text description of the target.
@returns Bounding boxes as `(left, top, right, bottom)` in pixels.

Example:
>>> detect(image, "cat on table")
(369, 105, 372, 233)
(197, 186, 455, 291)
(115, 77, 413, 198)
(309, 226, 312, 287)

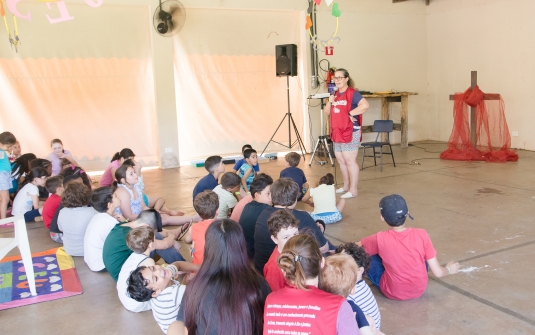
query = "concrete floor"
(2, 141, 535, 334)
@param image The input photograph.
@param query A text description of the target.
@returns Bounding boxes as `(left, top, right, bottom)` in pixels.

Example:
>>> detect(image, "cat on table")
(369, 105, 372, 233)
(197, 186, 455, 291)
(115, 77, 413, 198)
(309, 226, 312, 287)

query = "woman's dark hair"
(60, 166, 91, 190)
(278, 234, 322, 290)
(0, 132, 16, 145)
(11, 153, 37, 178)
(183, 219, 267, 335)
(335, 68, 355, 88)
(113, 165, 131, 187)
(90, 186, 115, 213)
(62, 182, 91, 208)
(319, 173, 335, 186)
(111, 148, 135, 163)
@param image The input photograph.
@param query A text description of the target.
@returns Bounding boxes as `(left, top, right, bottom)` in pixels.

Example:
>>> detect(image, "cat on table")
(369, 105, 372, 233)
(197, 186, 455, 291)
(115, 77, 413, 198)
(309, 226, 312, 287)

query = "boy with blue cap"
(356, 194, 460, 300)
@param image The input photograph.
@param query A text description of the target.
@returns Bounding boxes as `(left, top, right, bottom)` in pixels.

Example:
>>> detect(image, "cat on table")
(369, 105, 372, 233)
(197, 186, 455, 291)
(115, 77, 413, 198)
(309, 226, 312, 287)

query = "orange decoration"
(305, 15, 312, 30)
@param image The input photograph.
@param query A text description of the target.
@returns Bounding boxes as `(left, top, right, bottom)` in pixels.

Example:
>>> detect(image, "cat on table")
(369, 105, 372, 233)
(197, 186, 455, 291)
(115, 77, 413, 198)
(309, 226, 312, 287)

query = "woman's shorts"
(310, 211, 342, 224)
(333, 129, 361, 153)
(0, 171, 13, 191)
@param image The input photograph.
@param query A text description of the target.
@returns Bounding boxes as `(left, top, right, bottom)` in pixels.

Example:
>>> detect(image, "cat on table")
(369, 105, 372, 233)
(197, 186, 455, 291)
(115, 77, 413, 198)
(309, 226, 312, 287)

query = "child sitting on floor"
(184, 190, 219, 264)
(114, 165, 198, 226)
(264, 209, 299, 292)
(42, 176, 64, 229)
(127, 256, 200, 334)
(356, 194, 460, 300)
(84, 186, 124, 272)
(232, 144, 260, 173)
(192, 155, 225, 202)
(123, 159, 183, 216)
(117, 225, 157, 312)
(57, 182, 97, 256)
(263, 234, 359, 334)
(237, 148, 258, 193)
(336, 242, 382, 331)
(11, 167, 47, 222)
(102, 209, 185, 281)
(48, 174, 85, 243)
(212, 172, 241, 219)
(0, 131, 17, 218)
(302, 173, 345, 224)
(320, 253, 383, 335)
(280, 152, 308, 201)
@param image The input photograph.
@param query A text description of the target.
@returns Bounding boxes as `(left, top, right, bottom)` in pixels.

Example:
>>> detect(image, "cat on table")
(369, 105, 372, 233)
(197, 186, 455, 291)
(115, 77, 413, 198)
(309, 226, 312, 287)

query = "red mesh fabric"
(440, 87, 518, 163)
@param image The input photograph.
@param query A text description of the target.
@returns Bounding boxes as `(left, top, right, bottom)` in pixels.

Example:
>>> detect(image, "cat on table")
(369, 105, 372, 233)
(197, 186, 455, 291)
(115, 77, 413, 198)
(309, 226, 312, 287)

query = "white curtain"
(0, 4, 158, 170)
(173, 8, 304, 161)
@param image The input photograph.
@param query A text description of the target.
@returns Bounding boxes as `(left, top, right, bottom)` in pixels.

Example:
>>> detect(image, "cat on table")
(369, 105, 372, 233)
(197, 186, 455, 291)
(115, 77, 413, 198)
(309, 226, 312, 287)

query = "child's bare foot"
(167, 210, 185, 216)
(34, 216, 43, 222)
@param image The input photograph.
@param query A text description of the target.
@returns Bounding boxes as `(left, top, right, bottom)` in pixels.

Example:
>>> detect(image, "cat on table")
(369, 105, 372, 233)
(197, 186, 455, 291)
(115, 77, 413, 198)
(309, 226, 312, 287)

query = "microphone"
(330, 87, 338, 95)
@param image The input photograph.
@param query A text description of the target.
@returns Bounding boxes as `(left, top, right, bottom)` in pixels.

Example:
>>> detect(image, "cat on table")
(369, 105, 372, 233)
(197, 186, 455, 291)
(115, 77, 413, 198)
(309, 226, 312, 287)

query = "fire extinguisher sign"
(325, 46, 334, 56)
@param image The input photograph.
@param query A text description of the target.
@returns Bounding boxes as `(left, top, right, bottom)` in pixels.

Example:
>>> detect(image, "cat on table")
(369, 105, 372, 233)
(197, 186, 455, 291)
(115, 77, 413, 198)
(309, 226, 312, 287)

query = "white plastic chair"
(0, 215, 37, 296)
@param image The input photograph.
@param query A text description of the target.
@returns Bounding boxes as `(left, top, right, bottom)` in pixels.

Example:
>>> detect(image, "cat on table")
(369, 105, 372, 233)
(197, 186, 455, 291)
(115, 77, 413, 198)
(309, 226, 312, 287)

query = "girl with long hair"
(114, 165, 198, 226)
(168, 219, 271, 335)
(100, 148, 135, 187)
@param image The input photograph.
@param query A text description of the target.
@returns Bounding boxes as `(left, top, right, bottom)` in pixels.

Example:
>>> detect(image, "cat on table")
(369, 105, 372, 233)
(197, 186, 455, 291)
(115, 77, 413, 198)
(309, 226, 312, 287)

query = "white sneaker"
(336, 187, 347, 194)
(340, 191, 356, 199)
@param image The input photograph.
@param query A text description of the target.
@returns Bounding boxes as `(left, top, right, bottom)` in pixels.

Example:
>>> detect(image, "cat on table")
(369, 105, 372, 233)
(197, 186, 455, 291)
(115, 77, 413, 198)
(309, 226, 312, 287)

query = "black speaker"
(275, 44, 297, 77)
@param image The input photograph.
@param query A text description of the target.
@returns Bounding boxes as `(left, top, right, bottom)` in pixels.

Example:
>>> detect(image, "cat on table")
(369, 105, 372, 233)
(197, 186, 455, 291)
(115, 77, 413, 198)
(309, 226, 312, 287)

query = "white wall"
(306, 0, 428, 146)
(427, 0, 534, 150)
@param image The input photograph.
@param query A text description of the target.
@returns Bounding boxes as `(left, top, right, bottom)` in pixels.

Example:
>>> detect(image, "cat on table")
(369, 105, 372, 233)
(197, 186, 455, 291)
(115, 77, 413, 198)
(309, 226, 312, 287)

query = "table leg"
(400, 95, 408, 148)
(381, 98, 389, 142)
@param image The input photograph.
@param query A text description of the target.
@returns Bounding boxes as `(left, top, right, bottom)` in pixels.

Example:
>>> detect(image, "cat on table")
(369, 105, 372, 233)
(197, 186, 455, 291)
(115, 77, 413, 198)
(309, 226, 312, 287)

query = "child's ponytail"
(110, 148, 136, 163)
(319, 173, 335, 186)
(277, 234, 322, 290)
(110, 152, 121, 163)
(114, 165, 129, 186)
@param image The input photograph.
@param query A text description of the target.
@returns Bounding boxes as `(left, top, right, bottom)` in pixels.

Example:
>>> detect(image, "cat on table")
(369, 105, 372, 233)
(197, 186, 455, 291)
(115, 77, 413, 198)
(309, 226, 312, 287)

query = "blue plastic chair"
(360, 120, 396, 172)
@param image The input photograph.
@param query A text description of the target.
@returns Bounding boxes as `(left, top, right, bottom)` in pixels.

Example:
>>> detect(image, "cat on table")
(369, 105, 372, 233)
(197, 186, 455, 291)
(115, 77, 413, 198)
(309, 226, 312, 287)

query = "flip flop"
(316, 220, 326, 234)
(177, 220, 193, 240)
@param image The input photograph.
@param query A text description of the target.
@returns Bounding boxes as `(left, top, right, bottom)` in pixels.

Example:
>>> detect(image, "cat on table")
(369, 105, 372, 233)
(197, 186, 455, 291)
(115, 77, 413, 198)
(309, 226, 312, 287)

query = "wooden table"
(360, 92, 418, 148)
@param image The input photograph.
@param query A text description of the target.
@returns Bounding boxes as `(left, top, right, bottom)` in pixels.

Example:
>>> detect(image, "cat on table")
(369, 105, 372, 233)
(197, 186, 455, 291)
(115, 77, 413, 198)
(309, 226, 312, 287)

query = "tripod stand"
(260, 76, 307, 158)
(308, 97, 334, 166)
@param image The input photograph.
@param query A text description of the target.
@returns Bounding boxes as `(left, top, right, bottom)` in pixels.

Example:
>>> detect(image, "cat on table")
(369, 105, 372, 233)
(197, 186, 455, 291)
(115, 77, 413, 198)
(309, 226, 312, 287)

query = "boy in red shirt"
(42, 176, 64, 229)
(184, 190, 219, 265)
(263, 209, 299, 291)
(357, 194, 460, 300)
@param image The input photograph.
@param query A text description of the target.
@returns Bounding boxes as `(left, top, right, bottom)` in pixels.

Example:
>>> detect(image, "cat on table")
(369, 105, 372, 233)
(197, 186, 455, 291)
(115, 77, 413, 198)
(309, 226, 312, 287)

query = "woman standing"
(325, 68, 369, 198)
(46, 139, 79, 176)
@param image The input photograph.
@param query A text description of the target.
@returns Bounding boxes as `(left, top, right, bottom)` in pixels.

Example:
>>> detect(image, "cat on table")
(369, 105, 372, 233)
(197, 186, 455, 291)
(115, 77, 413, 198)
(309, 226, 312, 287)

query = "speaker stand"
(260, 77, 307, 159)
(308, 98, 334, 167)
